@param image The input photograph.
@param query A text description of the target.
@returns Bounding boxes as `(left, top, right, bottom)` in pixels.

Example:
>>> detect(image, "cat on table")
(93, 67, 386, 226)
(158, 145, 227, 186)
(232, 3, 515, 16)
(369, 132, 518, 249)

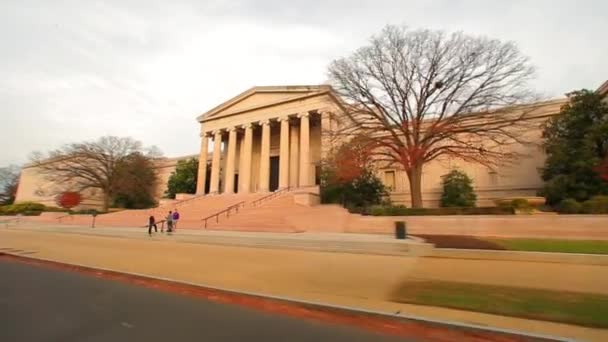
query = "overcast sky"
(1, 0, 606, 167)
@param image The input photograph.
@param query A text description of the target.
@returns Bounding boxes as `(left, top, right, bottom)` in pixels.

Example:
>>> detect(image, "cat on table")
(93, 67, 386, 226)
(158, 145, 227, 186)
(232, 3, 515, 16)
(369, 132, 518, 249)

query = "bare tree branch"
(31, 136, 160, 211)
(328, 25, 539, 207)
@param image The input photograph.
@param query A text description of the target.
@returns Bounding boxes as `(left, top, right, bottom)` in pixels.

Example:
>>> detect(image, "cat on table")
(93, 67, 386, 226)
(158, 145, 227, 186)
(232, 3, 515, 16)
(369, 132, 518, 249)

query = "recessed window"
(384, 170, 396, 191)
(488, 171, 498, 186)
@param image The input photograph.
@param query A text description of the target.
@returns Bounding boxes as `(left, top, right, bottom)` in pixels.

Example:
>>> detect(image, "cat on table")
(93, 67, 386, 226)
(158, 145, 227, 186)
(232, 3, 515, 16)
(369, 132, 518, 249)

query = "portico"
(195, 86, 338, 195)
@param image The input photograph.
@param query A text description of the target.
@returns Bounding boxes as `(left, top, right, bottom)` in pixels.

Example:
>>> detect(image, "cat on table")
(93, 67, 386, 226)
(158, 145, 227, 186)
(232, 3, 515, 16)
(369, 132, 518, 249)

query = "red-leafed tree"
(55, 191, 82, 209)
(321, 137, 387, 208)
(331, 136, 375, 184)
(328, 25, 538, 207)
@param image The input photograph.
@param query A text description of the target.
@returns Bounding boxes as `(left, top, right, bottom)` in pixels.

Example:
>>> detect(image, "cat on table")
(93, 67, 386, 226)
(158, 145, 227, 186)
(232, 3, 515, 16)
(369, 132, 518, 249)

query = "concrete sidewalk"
(6, 224, 434, 256)
(1, 227, 607, 341)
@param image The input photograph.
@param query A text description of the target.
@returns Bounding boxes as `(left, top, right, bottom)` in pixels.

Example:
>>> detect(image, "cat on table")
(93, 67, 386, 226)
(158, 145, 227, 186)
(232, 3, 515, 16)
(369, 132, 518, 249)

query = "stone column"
(239, 124, 253, 194)
(223, 127, 237, 194)
(298, 112, 310, 187)
(279, 117, 290, 189)
(320, 111, 332, 160)
(195, 133, 209, 195)
(258, 119, 271, 192)
(238, 131, 245, 193)
(209, 130, 222, 194)
(289, 124, 299, 187)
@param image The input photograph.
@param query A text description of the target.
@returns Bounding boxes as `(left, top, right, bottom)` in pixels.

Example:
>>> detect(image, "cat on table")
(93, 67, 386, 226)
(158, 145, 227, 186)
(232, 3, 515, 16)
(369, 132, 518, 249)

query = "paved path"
(0, 259, 409, 342)
(1, 226, 607, 341)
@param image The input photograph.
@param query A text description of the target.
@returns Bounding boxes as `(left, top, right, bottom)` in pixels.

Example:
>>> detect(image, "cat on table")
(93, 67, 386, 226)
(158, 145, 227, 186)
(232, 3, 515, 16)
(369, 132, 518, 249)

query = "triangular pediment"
(197, 85, 333, 122)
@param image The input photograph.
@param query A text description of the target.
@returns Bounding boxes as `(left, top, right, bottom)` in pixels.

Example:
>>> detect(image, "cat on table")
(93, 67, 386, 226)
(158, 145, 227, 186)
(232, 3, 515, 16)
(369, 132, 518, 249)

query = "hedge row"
(0, 202, 65, 216)
(557, 196, 608, 214)
(349, 205, 514, 216)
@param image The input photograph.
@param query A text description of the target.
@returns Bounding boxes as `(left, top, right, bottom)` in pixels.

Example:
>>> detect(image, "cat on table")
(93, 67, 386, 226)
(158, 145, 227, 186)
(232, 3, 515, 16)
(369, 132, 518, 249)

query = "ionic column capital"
(212, 129, 223, 136)
(200, 131, 210, 137)
(259, 119, 270, 126)
(241, 123, 253, 130)
(298, 112, 310, 119)
(227, 126, 237, 132)
(278, 116, 290, 122)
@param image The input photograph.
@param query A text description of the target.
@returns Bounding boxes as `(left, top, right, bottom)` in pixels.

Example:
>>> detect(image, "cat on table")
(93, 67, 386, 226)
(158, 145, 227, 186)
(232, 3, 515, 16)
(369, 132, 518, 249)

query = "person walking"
(172, 209, 180, 231)
(148, 215, 158, 236)
(166, 211, 174, 234)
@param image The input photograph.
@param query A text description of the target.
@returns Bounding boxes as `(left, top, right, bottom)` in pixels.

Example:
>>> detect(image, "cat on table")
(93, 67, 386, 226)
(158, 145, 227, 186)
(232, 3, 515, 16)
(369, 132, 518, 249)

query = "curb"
(0, 252, 572, 342)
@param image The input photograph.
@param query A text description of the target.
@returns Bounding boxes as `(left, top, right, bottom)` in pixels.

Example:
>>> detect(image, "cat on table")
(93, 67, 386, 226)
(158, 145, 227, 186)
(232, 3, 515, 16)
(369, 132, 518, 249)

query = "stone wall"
(343, 214, 608, 240)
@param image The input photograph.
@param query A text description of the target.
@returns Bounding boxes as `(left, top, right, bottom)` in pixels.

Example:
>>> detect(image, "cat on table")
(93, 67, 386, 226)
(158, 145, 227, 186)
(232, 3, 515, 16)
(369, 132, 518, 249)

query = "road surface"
(0, 259, 410, 341)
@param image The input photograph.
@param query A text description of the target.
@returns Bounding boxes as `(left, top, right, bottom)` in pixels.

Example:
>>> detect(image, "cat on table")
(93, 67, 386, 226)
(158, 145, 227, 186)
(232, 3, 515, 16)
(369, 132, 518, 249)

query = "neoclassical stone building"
(14, 81, 607, 208)
(194, 85, 340, 196)
(193, 85, 566, 207)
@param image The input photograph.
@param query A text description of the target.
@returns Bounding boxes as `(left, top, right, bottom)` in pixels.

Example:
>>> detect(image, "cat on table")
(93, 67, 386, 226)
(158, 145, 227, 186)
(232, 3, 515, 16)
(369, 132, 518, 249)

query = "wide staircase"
(50, 193, 264, 229)
(206, 192, 356, 233)
(40, 189, 386, 233)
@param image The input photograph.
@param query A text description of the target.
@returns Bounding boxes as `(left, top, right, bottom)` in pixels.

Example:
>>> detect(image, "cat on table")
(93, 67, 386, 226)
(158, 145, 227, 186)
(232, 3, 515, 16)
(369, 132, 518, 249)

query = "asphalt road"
(0, 259, 410, 342)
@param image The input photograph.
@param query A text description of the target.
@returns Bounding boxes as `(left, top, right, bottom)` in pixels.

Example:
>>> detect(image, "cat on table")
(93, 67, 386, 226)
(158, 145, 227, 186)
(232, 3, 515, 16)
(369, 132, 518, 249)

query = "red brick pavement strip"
(0, 253, 567, 342)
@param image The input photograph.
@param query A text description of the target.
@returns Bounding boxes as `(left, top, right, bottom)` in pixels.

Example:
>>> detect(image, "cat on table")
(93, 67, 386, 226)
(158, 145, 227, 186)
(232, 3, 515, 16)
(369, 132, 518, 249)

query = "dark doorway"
(204, 163, 211, 194)
(234, 174, 239, 193)
(269, 156, 279, 191)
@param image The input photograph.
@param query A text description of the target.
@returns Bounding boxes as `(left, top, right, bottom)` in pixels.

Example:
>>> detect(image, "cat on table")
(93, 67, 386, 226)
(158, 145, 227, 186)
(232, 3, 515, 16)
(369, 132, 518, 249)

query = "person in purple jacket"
(172, 209, 180, 231)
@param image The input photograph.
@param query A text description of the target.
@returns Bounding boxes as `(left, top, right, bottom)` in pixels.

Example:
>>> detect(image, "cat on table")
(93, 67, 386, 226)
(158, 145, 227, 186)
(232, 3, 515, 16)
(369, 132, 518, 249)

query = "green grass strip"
(488, 239, 608, 254)
(391, 281, 608, 328)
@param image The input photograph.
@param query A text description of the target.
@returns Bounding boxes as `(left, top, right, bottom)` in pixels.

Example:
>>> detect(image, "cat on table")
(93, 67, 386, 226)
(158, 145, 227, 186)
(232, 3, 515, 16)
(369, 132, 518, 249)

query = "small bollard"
(91, 210, 98, 228)
(395, 221, 407, 239)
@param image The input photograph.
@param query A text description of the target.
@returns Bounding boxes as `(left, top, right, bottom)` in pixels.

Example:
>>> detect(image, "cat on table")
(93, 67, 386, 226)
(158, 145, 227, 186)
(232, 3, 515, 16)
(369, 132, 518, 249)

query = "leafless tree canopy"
(31, 136, 161, 211)
(328, 25, 539, 207)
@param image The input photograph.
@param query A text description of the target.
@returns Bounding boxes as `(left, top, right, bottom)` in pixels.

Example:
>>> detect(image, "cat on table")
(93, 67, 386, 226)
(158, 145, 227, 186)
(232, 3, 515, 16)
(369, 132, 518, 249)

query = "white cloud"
(1, 0, 607, 166)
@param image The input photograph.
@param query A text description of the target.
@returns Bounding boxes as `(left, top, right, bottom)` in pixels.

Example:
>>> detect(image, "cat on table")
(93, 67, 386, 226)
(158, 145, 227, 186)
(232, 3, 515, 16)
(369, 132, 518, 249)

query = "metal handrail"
(251, 187, 291, 207)
(171, 194, 206, 207)
(201, 201, 246, 228)
(56, 213, 73, 220)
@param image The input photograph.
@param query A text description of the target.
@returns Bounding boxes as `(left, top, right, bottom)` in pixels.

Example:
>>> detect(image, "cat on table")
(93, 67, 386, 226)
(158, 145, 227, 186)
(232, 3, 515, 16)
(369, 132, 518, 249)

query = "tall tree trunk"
(102, 192, 110, 212)
(406, 164, 424, 208)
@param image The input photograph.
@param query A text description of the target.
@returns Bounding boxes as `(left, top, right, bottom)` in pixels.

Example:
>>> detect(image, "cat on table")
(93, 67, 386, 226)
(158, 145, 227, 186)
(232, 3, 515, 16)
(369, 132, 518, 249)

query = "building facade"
(194, 85, 567, 207)
(14, 81, 607, 209)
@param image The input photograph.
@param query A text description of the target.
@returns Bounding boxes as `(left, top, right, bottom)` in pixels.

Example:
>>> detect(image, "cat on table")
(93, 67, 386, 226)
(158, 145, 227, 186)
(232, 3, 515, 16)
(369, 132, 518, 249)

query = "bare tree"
(32, 136, 161, 211)
(0, 165, 20, 205)
(328, 25, 539, 208)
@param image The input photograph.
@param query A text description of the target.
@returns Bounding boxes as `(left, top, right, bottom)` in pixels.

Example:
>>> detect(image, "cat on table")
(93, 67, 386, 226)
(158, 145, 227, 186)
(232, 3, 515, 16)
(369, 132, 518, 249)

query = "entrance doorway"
(269, 156, 279, 191)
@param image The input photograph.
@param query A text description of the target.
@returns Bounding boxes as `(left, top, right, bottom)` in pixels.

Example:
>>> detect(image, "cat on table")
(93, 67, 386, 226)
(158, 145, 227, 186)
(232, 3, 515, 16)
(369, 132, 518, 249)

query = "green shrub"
(43, 206, 67, 213)
(69, 209, 104, 215)
(370, 205, 409, 216)
(510, 198, 533, 213)
(557, 198, 582, 214)
(370, 205, 385, 216)
(321, 169, 387, 209)
(581, 196, 608, 214)
(0, 202, 46, 215)
(440, 170, 477, 207)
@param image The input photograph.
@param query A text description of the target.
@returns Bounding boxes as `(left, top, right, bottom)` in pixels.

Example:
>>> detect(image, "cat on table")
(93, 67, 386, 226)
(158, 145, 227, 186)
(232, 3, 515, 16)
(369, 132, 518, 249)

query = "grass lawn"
(391, 281, 608, 328)
(488, 238, 608, 254)
(416, 234, 608, 254)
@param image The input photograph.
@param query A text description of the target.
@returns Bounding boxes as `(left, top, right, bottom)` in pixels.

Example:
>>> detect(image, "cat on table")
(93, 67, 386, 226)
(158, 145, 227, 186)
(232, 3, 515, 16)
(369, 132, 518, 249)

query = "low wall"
(344, 215, 608, 240)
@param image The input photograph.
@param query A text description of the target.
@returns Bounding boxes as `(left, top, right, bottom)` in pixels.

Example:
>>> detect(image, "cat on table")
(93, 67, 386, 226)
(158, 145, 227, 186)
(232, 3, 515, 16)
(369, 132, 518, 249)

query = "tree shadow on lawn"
(414, 234, 506, 250)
